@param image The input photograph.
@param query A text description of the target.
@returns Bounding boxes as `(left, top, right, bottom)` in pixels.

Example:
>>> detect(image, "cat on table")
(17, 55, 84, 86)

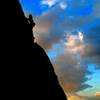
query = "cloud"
(41, 0, 58, 7)
(82, 96, 100, 100)
(68, 95, 83, 100)
(34, 16, 100, 93)
(66, 94, 100, 100)
(51, 43, 91, 92)
(67, 94, 100, 100)
(33, 5, 66, 50)
(81, 96, 100, 100)
(95, 92, 100, 96)
(81, 19, 100, 67)
(33, 3, 100, 95)
(59, 2, 67, 9)
(64, 32, 85, 55)
(33, 0, 100, 51)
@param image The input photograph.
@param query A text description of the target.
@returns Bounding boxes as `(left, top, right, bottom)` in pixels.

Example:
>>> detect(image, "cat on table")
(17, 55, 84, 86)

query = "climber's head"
(29, 14, 33, 20)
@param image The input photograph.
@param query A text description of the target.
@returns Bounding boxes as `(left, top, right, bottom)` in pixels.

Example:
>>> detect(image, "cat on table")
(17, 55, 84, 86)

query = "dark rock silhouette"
(1, 0, 67, 99)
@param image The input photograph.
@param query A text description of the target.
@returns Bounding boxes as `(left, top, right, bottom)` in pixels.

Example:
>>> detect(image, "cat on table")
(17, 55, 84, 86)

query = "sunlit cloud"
(68, 95, 82, 100)
(41, 0, 58, 7)
(64, 32, 85, 55)
(95, 92, 100, 96)
(59, 2, 67, 9)
(53, 49, 91, 93)
(68, 95, 100, 100)
(79, 32, 84, 42)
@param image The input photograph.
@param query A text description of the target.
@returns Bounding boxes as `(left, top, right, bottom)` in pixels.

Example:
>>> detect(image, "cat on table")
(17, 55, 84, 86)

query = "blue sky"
(20, 0, 100, 99)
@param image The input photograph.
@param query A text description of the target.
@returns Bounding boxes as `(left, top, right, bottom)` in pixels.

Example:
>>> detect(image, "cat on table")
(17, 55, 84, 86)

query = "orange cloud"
(68, 96, 82, 100)
(95, 92, 100, 96)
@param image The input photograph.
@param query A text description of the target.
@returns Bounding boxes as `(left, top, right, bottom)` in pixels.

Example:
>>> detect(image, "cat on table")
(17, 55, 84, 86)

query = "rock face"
(1, 0, 67, 100)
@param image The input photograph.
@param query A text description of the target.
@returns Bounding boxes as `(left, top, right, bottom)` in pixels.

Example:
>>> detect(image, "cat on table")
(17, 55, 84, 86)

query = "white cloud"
(59, 2, 67, 9)
(41, 0, 58, 7)
(64, 32, 85, 55)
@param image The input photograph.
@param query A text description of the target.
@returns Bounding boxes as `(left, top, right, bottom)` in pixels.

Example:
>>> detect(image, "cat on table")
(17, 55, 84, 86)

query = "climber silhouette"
(27, 14, 35, 42)
(1, 0, 67, 100)
(28, 14, 35, 29)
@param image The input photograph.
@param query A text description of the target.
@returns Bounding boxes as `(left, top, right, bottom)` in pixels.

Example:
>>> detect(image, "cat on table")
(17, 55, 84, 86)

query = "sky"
(19, 0, 100, 100)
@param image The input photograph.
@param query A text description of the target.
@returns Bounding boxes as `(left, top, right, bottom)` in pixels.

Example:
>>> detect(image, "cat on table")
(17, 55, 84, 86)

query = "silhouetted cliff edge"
(1, 0, 67, 100)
